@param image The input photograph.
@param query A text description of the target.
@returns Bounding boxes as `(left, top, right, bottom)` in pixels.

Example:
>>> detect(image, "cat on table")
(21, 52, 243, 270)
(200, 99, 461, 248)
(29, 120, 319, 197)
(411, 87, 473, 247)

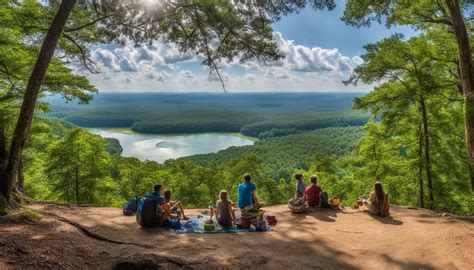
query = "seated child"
(215, 190, 236, 228)
(163, 189, 189, 220)
(295, 173, 306, 200)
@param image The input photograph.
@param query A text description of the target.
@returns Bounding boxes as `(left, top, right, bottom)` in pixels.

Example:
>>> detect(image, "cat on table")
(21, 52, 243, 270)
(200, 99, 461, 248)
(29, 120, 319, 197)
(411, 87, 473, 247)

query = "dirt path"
(0, 203, 473, 269)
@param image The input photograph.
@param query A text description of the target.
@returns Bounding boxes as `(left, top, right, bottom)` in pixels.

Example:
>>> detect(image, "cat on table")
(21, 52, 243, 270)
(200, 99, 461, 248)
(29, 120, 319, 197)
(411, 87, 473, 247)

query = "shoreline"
(86, 127, 258, 141)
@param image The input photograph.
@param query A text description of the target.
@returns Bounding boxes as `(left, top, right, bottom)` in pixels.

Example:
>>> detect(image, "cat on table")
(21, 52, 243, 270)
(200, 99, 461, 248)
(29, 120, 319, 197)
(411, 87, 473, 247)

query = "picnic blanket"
(162, 215, 272, 234)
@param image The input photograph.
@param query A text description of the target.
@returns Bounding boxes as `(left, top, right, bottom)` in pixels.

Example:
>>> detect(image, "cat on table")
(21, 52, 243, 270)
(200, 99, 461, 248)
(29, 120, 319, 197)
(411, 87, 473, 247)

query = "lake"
(90, 129, 255, 163)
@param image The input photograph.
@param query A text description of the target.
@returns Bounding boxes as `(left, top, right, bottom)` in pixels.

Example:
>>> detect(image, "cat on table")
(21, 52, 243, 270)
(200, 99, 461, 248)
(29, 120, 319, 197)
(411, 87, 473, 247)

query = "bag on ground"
(136, 195, 159, 227)
(123, 202, 133, 216)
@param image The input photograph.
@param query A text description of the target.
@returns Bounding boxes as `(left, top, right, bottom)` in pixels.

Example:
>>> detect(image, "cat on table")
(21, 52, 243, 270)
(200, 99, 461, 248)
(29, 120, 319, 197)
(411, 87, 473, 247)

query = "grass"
(229, 132, 258, 141)
(86, 127, 137, 134)
(8, 208, 42, 223)
(0, 197, 6, 215)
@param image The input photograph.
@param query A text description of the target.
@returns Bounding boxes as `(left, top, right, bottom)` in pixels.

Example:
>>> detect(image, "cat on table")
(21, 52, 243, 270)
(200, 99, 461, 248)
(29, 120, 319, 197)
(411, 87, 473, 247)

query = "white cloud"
(264, 68, 290, 79)
(243, 74, 255, 82)
(155, 71, 172, 82)
(92, 49, 120, 71)
(179, 70, 195, 79)
(83, 32, 368, 92)
(91, 40, 196, 74)
(257, 32, 362, 73)
(118, 58, 137, 72)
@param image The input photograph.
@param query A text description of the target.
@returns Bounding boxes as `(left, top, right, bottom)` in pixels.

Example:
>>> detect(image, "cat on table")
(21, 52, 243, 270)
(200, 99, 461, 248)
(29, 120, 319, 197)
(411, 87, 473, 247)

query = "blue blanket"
(162, 216, 272, 234)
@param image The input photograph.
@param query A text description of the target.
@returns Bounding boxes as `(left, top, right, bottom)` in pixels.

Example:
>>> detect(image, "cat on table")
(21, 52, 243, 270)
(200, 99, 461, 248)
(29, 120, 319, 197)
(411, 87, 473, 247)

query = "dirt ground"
(0, 203, 473, 269)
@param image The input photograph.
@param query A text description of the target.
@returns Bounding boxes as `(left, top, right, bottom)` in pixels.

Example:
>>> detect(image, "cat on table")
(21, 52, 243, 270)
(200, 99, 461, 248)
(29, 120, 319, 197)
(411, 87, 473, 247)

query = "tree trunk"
(0, 117, 7, 174)
(17, 158, 24, 191)
(0, 115, 9, 209)
(75, 166, 79, 205)
(418, 120, 424, 208)
(0, 0, 77, 202)
(420, 96, 434, 208)
(445, 0, 474, 192)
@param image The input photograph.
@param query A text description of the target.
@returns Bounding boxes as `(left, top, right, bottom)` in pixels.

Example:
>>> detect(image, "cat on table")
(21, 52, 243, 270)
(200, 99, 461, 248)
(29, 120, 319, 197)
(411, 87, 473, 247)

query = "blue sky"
(84, 2, 416, 93)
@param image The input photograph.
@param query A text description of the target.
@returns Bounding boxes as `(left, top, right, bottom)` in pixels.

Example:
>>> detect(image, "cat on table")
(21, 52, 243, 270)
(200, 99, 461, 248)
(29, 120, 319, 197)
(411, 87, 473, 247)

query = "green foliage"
(105, 138, 123, 156)
(184, 126, 365, 181)
(8, 208, 42, 223)
(341, 30, 473, 215)
(47, 93, 369, 139)
(23, 118, 365, 208)
(342, 0, 472, 30)
(21, 115, 473, 215)
(45, 129, 116, 206)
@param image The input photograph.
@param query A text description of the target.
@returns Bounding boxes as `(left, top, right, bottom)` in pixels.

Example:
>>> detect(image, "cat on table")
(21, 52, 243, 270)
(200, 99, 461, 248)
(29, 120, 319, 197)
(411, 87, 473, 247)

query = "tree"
(342, 0, 474, 191)
(46, 129, 111, 204)
(345, 33, 470, 209)
(0, 0, 97, 208)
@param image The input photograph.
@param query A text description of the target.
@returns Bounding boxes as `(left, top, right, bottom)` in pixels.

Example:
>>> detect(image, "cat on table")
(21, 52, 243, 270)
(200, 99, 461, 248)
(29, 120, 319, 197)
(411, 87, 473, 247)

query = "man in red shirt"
(305, 175, 322, 207)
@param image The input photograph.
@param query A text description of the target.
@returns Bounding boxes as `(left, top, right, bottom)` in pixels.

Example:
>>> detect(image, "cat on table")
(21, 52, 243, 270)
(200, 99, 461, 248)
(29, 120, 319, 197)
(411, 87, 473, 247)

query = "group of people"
(148, 172, 390, 228)
(295, 173, 390, 216)
(148, 173, 264, 228)
(148, 184, 190, 223)
(295, 173, 323, 207)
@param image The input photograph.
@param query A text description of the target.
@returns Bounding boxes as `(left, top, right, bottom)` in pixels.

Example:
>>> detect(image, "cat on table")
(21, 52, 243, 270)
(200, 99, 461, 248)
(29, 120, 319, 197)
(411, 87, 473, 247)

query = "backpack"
(136, 194, 161, 227)
(123, 202, 134, 216)
(136, 197, 157, 227)
(320, 191, 330, 208)
(130, 196, 139, 213)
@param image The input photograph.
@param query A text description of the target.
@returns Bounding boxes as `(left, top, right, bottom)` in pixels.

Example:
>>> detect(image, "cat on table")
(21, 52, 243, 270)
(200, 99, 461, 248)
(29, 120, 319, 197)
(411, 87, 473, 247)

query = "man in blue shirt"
(237, 173, 262, 209)
(149, 184, 166, 203)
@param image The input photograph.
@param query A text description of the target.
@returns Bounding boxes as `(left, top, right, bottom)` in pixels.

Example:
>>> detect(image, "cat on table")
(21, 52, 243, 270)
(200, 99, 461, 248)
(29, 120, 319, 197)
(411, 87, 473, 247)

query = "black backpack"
(320, 191, 330, 208)
(136, 197, 159, 227)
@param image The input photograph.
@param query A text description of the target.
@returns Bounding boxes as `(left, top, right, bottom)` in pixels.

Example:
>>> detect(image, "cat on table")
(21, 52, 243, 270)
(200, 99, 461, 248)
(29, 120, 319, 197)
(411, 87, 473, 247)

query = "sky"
(83, 1, 416, 93)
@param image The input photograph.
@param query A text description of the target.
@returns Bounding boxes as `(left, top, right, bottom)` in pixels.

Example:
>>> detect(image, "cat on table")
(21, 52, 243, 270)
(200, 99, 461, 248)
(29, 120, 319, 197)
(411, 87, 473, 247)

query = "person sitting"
(295, 173, 306, 200)
(359, 182, 390, 217)
(215, 190, 236, 228)
(150, 184, 167, 225)
(237, 173, 264, 210)
(163, 189, 189, 220)
(305, 175, 322, 207)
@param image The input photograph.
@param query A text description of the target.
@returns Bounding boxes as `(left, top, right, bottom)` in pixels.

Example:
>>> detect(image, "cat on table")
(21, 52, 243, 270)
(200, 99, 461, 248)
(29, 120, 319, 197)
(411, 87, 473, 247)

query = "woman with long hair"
(360, 182, 390, 217)
(215, 190, 236, 228)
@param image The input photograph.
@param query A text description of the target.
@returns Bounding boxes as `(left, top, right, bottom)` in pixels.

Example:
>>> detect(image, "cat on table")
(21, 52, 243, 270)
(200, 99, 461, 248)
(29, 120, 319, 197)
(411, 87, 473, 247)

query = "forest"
(0, 0, 473, 220)
(46, 93, 369, 138)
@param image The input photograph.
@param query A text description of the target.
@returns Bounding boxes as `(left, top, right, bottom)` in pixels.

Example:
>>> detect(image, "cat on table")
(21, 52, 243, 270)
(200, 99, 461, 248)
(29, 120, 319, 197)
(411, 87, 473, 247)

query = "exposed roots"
(44, 211, 152, 248)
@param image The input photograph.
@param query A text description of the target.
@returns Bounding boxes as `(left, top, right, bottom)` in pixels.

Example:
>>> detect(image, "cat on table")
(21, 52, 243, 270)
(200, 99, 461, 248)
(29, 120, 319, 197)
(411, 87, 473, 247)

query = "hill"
(0, 203, 472, 269)
(182, 126, 365, 181)
(45, 92, 369, 138)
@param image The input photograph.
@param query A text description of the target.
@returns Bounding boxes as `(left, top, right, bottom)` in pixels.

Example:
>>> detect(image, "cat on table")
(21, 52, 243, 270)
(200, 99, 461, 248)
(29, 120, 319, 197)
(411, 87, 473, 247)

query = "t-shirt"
(216, 200, 233, 227)
(237, 181, 256, 209)
(305, 184, 321, 207)
(148, 192, 166, 205)
(296, 180, 305, 198)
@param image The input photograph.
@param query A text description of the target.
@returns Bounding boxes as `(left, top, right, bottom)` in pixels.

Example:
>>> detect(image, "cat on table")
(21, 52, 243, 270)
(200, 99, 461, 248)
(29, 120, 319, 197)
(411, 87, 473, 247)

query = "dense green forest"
(23, 118, 365, 208)
(21, 117, 473, 215)
(46, 93, 369, 139)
